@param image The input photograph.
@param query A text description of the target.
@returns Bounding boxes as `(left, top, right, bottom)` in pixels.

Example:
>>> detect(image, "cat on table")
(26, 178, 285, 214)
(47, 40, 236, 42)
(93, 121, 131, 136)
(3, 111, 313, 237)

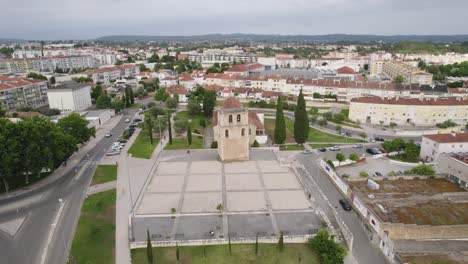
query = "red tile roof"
(0, 76, 47, 91)
(222, 97, 241, 109)
(336, 66, 356, 74)
(423, 133, 468, 143)
(351, 96, 468, 106)
(165, 85, 189, 95)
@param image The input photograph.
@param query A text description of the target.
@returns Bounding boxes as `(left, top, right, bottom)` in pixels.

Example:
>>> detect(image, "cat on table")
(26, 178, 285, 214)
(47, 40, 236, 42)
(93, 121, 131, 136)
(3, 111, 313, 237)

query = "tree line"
(0, 113, 95, 192)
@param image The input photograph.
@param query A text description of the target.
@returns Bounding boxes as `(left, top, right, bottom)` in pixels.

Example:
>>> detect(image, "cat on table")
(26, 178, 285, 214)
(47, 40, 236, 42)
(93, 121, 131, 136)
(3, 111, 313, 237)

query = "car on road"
(105, 132, 112, 138)
(133, 118, 142, 122)
(339, 199, 352, 211)
(353, 143, 363, 148)
(303, 149, 313, 154)
(370, 138, 376, 143)
(106, 151, 120, 156)
(125, 118, 131, 123)
(366, 148, 382, 155)
(318, 147, 327, 152)
(375, 137, 385, 142)
(117, 139, 128, 143)
(345, 132, 352, 137)
(329, 146, 341, 151)
(373, 171, 383, 177)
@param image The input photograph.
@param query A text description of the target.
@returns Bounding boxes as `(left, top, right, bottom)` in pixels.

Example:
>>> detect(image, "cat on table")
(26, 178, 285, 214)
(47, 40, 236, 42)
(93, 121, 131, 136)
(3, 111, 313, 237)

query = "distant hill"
(0, 38, 25, 43)
(95, 34, 468, 43)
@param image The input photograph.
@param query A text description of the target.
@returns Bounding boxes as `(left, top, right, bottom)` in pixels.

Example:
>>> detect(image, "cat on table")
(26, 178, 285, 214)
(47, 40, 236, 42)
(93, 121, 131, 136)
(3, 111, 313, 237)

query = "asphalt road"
(0, 109, 137, 264)
(296, 152, 388, 264)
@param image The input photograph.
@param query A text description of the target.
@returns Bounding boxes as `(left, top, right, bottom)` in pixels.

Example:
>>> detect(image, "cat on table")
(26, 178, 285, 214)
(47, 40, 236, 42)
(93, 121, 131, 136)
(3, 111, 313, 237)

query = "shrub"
(308, 229, 347, 264)
(349, 153, 359, 162)
(211, 141, 218, 148)
(327, 159, 335, 169)
(251, 140, 260, 147)
(359, 132, 367, 139)
(405, 165, 435, 176)
(199, 118, 206, 128)
(342, 174, 350, 179)
(388, 171, 397, 176)
(436, 119, 457, 129)
(359, 171, 369, 178)
(318, 119, 328, 126)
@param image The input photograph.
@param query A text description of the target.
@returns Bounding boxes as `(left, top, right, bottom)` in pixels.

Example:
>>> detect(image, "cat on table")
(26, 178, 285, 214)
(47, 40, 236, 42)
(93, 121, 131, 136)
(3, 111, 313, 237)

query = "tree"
(90, 85, 103, 102)
(203, 90, 217, 117)
(57, 113, 95, 144)
(96, 94, 112, 109)
(349, 153, 359, 162)
(308, 229, 347, 264)
(144, 115, 154, 145)
(228, 235, 232, 255)
(187, 125, 192, 146)
(129, 88, 135, 105)
(318, 118, 328, 126)
(274, 97, 286, 144)
(165, 97, 178, 109)
(322, 111, 333, 121)
(168, 112, 173, 145)
(294, 89, 309, 144)
(49, 76, 56, 85)
(336, 153, 346, 165)
(124, 88, 131, 107)
(278, 231, 284, 252)
(255, 234, 258, 255)
(418, 60, 427, 70)
(26, 72, 47, 80)
(146, 230, 153, 263)
(405, 165, 435, 176)
(113, 99, 125, 113)
(333, 113, 345, 124)
(154, 88, 169, 101)
(404, 141, 420, 162)
(176, 243, 180, 261)
(174, 118, 189, 134)
(394, 75, 404, 84)
(187, 98, 201, 115)
(335, 125, 342, 132)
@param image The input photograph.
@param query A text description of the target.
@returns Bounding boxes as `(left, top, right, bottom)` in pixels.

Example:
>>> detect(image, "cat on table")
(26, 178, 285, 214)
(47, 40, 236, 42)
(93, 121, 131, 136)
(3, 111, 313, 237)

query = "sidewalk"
(87, 181, 116, 195)
(115, 119, 169, 264)
(0, 115, 122, 202)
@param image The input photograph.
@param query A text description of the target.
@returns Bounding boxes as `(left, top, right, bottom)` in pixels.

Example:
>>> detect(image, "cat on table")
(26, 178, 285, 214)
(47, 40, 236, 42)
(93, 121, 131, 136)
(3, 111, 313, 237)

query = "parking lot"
(131, 149, 323, 242)
(335, 156, 416, 178)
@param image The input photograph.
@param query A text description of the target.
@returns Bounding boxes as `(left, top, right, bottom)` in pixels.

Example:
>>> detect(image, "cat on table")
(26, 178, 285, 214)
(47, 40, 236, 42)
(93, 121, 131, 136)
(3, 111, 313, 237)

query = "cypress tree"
(176, 243, 180, 261)
(129, 88, 135, 104)
(274, 96, 286, 144)
(293, 89, 309, 144)
(124, 88, 130, 107)
(146, 230, 153, 263)
(187, 125, 192, 146)
(278, 231, 284, 252)
(167, 112, 173, 145)
(228, 235, 232, 255)
(255, 234, 258, 255)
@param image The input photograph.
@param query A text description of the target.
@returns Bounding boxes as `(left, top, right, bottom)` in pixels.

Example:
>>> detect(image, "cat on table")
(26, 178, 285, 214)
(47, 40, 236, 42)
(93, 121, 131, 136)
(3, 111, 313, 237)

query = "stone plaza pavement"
(131, 149, 323, 243)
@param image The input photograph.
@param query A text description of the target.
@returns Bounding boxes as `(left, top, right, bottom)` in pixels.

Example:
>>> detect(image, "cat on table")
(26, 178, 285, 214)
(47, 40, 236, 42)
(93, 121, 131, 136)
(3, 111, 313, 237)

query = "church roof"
(222, 97, 241, 109)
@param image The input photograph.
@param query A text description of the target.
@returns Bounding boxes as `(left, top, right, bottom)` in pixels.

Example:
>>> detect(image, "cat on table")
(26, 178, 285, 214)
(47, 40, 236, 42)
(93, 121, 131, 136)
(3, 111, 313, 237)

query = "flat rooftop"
(349, 178, 468, 226)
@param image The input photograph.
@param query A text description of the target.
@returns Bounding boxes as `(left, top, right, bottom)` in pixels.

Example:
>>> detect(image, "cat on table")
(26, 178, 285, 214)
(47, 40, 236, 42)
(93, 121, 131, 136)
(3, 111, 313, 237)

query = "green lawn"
(71, 190, 116, 264)
(264, 119, 295, 143)
(165, 135, 204, 150)
(131, 243, 319, 264)
(284, 119, 365, 143)
(280, 145, 305, 151)
(91, 165, 117, 185)
(174, 111, 210, 134)
(127, 130, 160, 159)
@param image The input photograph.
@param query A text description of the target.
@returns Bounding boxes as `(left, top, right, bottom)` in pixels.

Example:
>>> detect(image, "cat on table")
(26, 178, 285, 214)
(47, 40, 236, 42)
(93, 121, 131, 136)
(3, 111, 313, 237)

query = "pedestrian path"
(87, 181, 116, 195)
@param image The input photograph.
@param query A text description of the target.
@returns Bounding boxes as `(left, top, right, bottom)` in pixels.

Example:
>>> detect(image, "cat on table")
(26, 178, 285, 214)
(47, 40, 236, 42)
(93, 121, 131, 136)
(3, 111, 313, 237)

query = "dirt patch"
(400, 253, 467, 264)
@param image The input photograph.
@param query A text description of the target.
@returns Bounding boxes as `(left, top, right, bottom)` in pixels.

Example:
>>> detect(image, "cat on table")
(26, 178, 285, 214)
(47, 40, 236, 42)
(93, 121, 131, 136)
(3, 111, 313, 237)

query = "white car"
(125, 118, 130, 123)
(105, 132, 112, 138)
(112, 145, 123, 151)
(353, 144, 363, 148)
(329, 146, 341, 151)
(303, 149, 313, 154)
(106, 151, 120, 156)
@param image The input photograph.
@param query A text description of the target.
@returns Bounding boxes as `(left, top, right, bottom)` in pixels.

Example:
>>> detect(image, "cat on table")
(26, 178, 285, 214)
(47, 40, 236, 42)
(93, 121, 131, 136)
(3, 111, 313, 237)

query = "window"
(241, 128, 245, 136)
(237, 114, 241, 122)
(228, 115, 233, 123)
(225, 129, 229, 138)
(249, 128, 251, 135)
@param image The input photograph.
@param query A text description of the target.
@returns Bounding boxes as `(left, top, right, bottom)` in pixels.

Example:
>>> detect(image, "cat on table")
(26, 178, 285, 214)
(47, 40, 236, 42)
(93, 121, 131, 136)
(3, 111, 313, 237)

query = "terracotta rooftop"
(423, 133, 468, 143)
(222, 96, 241, 109)
(0, 76, 47, 91)
(351, 96, 468, 106)
(336, 66, 356, 74)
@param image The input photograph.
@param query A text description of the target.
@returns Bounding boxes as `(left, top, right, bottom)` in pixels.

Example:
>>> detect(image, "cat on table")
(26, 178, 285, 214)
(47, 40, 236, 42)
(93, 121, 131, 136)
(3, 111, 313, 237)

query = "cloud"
(1, 0, 467, 39)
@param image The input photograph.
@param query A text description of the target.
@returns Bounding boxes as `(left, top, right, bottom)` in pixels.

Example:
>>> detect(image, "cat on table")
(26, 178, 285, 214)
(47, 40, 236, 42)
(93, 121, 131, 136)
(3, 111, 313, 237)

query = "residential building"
(187, 51, 258, 67)
(370, 60, 384, 76)
(0, 76, 49, 112)
(420, 133, 468, 162)
(349, 97, 468, 126)
(0, 56, 96, 74)
(437, 153, 468, 190)
(78, 64, 139, 85)
(47, 81, 92, 112)
(382, 61, 433, 85)
(165, 85, 189, 103)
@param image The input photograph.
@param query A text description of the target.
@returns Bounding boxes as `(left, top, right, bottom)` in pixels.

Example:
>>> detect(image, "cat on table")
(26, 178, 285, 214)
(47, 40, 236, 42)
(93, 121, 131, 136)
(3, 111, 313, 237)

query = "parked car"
(125, 118, 131, 123)
(117, 139, 128, 143)
(339, 131, 346, 136)
(303, 149, 313, 154)
(366, 148, 382, 155)
(345, 132, 352, 137)
(373, 171, 383, 177)
(397, 171, 404, 176)
(329, 146, 341, 151)
(133, 118, 142, 122)
(353, 143, 363, 148)
(105, 132, 112, 138)
(106, 151, 120, 156)
(370, 138, 376, 143)
(318, 147, 327, 152)
(375, 137, 385, 142)
(339, 199, 352, 211)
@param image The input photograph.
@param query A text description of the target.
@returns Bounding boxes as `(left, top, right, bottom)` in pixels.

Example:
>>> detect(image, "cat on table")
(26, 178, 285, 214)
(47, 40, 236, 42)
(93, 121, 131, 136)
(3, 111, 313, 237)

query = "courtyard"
(131, 149, 322, 242)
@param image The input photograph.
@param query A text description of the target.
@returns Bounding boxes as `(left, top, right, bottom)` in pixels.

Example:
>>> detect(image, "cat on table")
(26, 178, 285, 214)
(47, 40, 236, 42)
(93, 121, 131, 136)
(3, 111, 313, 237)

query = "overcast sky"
(1, 0, 467, 40)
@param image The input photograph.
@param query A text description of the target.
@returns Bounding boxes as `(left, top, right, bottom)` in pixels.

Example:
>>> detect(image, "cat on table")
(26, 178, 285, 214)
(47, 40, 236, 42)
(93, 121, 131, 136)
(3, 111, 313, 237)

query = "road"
(0, 109, 137, 264)
(295, 152, 388, 264)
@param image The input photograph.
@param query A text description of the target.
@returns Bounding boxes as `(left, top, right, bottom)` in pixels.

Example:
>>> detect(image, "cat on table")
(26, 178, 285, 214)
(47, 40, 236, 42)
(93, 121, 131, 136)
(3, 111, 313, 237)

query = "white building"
(437, 153, 468, 190)
(420, 133, 468, 162)
(47, 81, 92, 111)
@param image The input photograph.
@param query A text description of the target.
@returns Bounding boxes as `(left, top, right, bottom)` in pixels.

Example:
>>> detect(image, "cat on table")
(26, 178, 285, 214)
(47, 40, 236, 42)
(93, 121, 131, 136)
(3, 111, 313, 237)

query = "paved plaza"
(131, 149, 322, 242)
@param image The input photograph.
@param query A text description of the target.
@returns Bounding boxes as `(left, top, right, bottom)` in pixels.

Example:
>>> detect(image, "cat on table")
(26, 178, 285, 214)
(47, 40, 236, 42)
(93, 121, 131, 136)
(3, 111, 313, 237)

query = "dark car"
(345, 132, 352, 137)
(318, 147, 327, 152)
(133, 118, 142, 122)
(375, 137, 385, 142)
(339, 199, 352, 211)
(117, 139, 128, 143)
(366, 148, 382, 155)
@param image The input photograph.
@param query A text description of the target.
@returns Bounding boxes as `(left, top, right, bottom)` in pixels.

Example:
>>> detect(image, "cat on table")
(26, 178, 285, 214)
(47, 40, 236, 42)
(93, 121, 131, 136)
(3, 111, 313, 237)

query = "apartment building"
(187, 51, 258, 67)
(420, 133, 468, 162)
(437, 152, 468, 190)
(382, 61, 433, 85)
(78, 64, 140, 85)
(0, 56, 96, 74)
(0, 76, 49, 112)
(349, 97, 468, 126)
(47, 81, 92, 112)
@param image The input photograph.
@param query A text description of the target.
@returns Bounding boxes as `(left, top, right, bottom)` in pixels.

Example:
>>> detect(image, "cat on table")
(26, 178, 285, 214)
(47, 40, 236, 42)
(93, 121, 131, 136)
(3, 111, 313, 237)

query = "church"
(212, 97, 267, 162)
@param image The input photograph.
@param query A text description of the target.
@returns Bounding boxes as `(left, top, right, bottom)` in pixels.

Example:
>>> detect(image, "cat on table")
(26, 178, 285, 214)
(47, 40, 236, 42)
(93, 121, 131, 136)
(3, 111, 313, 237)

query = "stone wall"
(382, 223, 468, 240)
